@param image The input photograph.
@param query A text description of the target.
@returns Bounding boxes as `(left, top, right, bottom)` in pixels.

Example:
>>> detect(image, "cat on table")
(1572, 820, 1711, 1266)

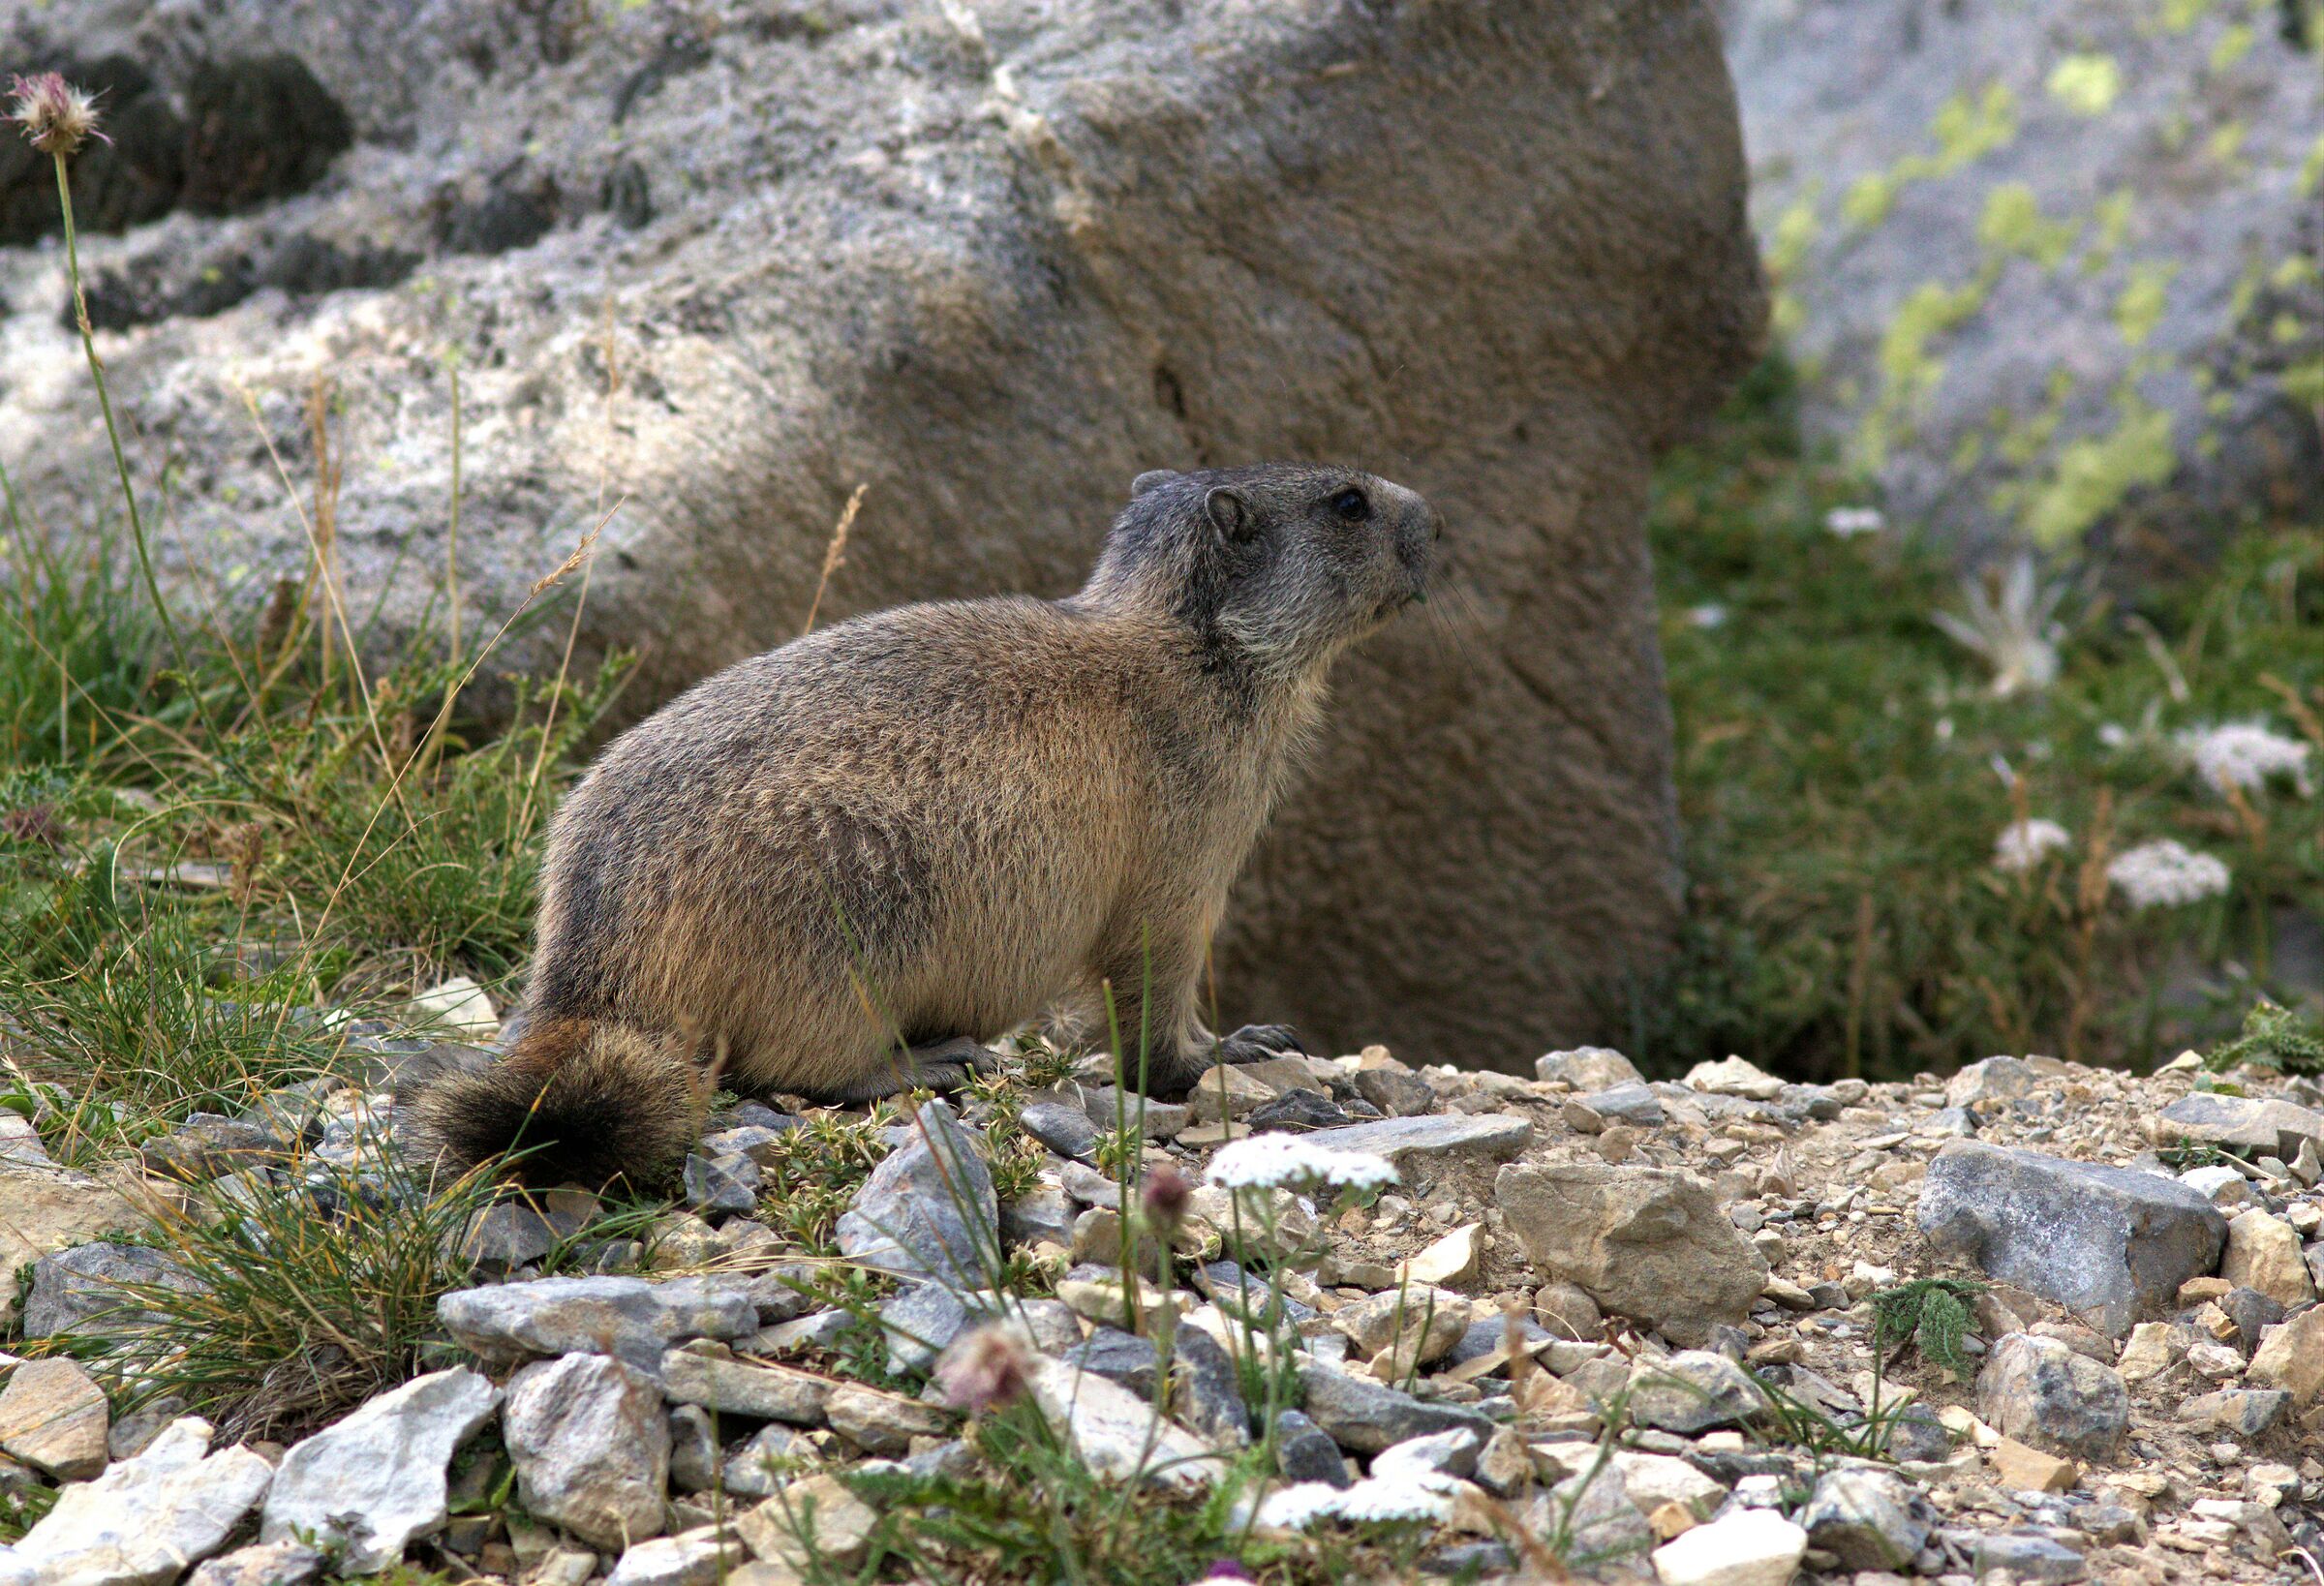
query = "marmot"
(413, 462, 1441, 1184)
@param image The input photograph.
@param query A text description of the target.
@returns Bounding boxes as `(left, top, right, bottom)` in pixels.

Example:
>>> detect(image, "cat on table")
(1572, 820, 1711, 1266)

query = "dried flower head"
(1143, 1162, 1192, 1229)
(935, 1323, 1034, 1414)
(7, 73, 107, 159)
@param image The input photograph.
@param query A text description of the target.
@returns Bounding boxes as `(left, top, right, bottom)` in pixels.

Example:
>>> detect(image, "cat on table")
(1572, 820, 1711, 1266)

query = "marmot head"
(1080, 463, 1442, 677)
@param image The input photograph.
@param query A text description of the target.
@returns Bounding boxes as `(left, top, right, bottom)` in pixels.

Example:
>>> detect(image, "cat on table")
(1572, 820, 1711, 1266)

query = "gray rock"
(1025, 1357, 1215, 1491)
(453, 1204, 562, 1273)
(1923, 1106, 1980, 1139)
(1245, 1090, 1354, 1133)
(0, 1357, 109, 1479)
(1975, 1333, 2129, 1460)
(1271, 1410, 1349, 1487)
(260, 1368, 500, 1573)
(683, 1152, 761, 1217)
(138, 1113, 287, 1181)
(504, 1354, 670, 1551)
(1294, 1360, 1495, 1456)
(1727, 0, 2324, 566)
(1537, 1462, 1653, 1566)
(825, 1382, 953, 1455)
(1300, 1113, 1533, 1167)
(1625, 1352, 1772, 1434)
(21, 1241, 204, 1339)
(1494, 1162, 1768, 1347)
(1019, 1103, 1099, 1161)
(719, 1423, 811, 1498)
(1073, 1090, 1191, 1141)
(1350, 1067, 1436, 1119)
(666, 1405, 718, 1494)
(1169, 1326, 1248, 1449)
(750, 1309, 854, 1355)
(880, 1282, 972, 1376)
(659, 1346, 832, 1424)
(1062, 1327, 1163, 1395)
(1916, 1141, 2226, 1336)
(2221, 1286, 2286, 1349)
(835, 1101, 997, 1289)
(1577, 1083, 1665, 1128)
(1943, 1057, 2044, 1110)
(1371, 1427, 1485, 1481)
(2178, 1388, 2290, 1437)
(698, 1124, 797, 1167)
(1884, 1403, 1953, 1465)
(0, 0, 1761, 1072)
(437, 1274, 757, 1373)
(1965, 1530, 2089, 1585)
(603, 1527, 745, 1586)
(1800, 1467, 1931, 1571)
(998, 1186, 1079, 1248)
(186, 1540, 324, 1586)
(1536, 1048, 1645, 1091)
(2156, 1093, 2324, 1160)
(5, 1418, 272, 1586)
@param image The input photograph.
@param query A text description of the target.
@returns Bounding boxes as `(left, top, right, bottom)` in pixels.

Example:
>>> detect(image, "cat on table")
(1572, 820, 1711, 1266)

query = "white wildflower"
(1687, 603, 1728, 629)
(1253, 1474, 1456, 1532)
(2175, 721, 2312, 797)
(2097, 723, 2129, 749)
(1823, 505, 1885, 536)
(1993, 818, 2071, 872)
(1933, 555, 2066, 698)
(2106, 839, 2230, 908)
(1254, 1483, 1346, 1531)
(1205, 1134, 1398, 1193)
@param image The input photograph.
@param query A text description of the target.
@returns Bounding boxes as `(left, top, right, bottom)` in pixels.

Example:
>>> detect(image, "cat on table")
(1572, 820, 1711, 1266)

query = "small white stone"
(1651, 1507, 1807, 1586)
(409, 976, 500, 1042)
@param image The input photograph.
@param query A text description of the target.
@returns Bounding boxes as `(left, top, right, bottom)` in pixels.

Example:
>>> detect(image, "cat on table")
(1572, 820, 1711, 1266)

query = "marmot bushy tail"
(415, 463, 1441, 1185)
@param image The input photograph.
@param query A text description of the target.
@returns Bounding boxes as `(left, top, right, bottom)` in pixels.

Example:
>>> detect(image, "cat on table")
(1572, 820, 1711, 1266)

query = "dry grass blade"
(803, 484, 869, 636)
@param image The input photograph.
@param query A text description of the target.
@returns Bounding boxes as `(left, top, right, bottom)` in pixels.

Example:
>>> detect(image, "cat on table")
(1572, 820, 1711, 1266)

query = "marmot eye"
(1330, 488, 1369, 523)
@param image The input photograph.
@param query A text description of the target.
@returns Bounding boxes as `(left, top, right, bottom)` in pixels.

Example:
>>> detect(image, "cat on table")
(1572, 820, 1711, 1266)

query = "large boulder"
(0, 0, 1763, 1067)
(1724, 0, 2324, 565)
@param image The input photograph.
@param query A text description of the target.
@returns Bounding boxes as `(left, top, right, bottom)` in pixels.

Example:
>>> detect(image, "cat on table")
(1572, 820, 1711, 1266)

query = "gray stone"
(1169, 1326, 1248, 1449)
(1923, 1107, 1979, 1139)
(1062, 1327, 1162, 1395)
(5, 1418, 272, 1586)
(683, 1152, 761, 1217)
(698, 1124, 798, 1167)
(998, 1186, 1079, 1249)
(0, 1357, 109, 1479)
(1074, 1090, 1191, 1141)
(1943, 1057, 2044, 1110)
(1625, 1351, 1772, 1434)
(1727, 0, 2324, 566)
(835, 1101, 997, 1289)
(1536, 1463, 1653, 1567)
(749, 1310, 853, 1355)
(1271, 1410, 1349, 1488)
(2156, 1093, 2324, 1161)
(20, 1242, 203, 1340)
(1019, 1103, 1099, 1161)
(1536, 1048, 1645, 1091)
(1916, 1141, 2226, 1336)
(2179, 1388, 2290, 1437)
(1884, 1403, 1953, 1465)
(2221, 1286, 2286, 1349)
(453, 1204, 562, 1273)
(1975, 1333, 2128, 1460)
(0, 1162, 149, 1328)
(666, 1405, 718, 1494)
(1371, 1427, 1484, 1482)
(1577, 1083, 1665, 1128)
(1494, 1162, 1768, 1347)
(438, 1274, 757, 1373)
(504, 1354, 670, 1551)
(260, 1368, 500, 1573)
(1800, 1467, 1931, 1571)
(186, 1540, 324, 1586)
(1294, 1360, 1495, 1456)
(1245, 1090, 1353, 1133)
(825, 1382, 953, 1455)
(603, 1527, 746, 1586)
(659, 1346, 833, 1424)
(1300, 1113, 1533, 1167)
(880, 1282, 972, 1376)
(1025, 1357, 1215, 1491)
(138, 1113, 287, 1181)
(1350, 1067, 1436, 1119)
(1965, 1531, 2089, 1585)
(719, 1423, 811, 1498)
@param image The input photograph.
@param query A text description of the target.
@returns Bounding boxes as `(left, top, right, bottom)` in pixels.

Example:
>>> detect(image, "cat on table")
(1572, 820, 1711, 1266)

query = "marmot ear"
(1206, 486, 1257, 541)
(1131, 470, 1177, 499)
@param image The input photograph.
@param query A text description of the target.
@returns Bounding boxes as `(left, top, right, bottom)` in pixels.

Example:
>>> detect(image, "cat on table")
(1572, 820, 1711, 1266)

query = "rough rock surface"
(504, 1355, 671, 1551)
(0, 1161, 149, 1328)
(0, 1418, 271, 1586)
(834, 1101, 996, 1286)
(0, 0, 1762, 1062)
(1494, 1161, 1769, 1345)
(1725, 0, 2324, 564)
(259, 1367, 500, 1572)
(1974, 1331, 2131, 1461)
(1915, 1140, 2226, 1335)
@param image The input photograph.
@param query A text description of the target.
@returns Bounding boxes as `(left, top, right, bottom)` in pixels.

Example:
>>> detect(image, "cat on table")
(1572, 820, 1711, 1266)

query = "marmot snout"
(413, 462, 1442, 1184)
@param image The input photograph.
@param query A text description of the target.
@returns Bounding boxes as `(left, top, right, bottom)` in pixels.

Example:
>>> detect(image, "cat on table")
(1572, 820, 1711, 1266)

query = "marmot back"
(413, 462, 1442, 1185)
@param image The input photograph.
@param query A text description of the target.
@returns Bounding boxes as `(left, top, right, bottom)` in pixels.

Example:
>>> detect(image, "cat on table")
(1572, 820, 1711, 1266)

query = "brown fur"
(413, 463, 1440, 1183)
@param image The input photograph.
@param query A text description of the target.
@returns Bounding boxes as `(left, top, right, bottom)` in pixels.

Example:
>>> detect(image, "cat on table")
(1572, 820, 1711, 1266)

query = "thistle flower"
(2105, 839, 2230, 909)
(2175, 721, 2313, 797)
(1933, 554, 2066, 698)
(1143, 1162, 1192, 1230)
(7, 73, 107, 159)
(935, 1323, 1034, 1414)
(1205, 1134, 1397, 1193)
(1992, 817, 2070, 873)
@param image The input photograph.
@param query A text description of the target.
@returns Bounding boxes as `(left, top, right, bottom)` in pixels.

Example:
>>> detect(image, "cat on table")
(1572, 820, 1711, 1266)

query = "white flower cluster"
(1824, 505, 1885, 537)
(1255, 1473, 1456, 1531)
(2176, 721, 2312, 797)
(1993, 817, 2071, 873)
(2106, 839, 2230, 908)
(1205, 1134, 1398, 1193)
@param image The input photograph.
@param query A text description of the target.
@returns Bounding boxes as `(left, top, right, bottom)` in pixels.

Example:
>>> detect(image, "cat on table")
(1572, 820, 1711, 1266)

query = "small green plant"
(2204, 999, 2324, 1076)
(1872, 1276, 1988, 1377)
(753, 1115, 893, 1252)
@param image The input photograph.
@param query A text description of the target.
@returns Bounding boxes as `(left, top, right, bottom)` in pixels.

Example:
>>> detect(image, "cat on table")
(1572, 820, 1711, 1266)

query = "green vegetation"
(1638, 355, 2324, 1081)
(1871, 1277, 1988, 1378)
